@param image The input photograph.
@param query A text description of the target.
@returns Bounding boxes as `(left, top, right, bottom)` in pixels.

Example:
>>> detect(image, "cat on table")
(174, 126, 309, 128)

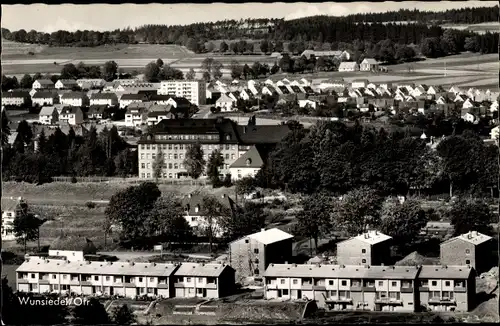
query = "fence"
(51, 176, 209, 186)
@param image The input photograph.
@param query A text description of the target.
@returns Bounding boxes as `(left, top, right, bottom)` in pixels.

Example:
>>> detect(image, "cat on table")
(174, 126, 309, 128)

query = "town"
(1, 2, 499, 325)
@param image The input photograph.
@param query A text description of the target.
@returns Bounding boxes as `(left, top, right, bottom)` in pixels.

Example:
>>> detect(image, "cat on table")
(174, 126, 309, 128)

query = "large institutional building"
(137, 118, 290, 180)
(157, 80, 206, 106)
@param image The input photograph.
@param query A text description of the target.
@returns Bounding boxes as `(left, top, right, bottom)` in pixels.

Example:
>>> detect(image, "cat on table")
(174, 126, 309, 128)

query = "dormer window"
(246, 159, 252, 166)
(226, 134, 231, 140)
(195, 205, 200, 213)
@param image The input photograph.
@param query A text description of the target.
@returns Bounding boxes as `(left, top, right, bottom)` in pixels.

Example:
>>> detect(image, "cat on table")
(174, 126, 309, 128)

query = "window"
(341, 280, 347, 286)
(169, 163, 173, 169)
(245, 239, 249, 243)
(389, 292, 400, 300)
(293, 279, 298, 285)
(465, 249, 470, 254)
(329, 280, 334, 286)
(150, 277, 154, 282)
(106, 276, 110, 281)
(225, 154, 229, 160)
(141, 163, 145, 169)
(187, 278, 192, 282)
(174, 154, 178, 159)
(466, 259, 470, 264)
(255, 258, 259, 264)
(152, 153, 156, 159)
(141, 173, 145, 178)
(231, 154, 235, 160)
(391, 281, 397, 287)
(455, 281, 464, 288)
(362, 259, 366, 263)
(94, 276, 99, 281)
(378, 281, 384, 286)
(280, 279, 285, 284)
(174, 164, 178, 169)
(52, 274, 57, 279)
(254, 269, 259, 275)
(140, 153, 144, 159)
(147, 173, 151, 178)
(431, 281, 437, 286)
(282, 289, 289, 295)
(445, 281, 450, 286)
(361, 249, 366, 254)
(63, 275, 67, 280)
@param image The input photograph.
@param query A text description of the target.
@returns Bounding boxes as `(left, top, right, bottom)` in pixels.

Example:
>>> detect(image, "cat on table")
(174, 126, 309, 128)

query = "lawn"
(1, 264, 19, 289)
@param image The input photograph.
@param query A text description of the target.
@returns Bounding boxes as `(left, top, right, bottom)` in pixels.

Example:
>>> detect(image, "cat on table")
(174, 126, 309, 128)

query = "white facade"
(125, 109, 146, 127)
(184, 214, 224, 238)
(59, 108, 84, 125)
(48, 250, 85, 262)
(229, 167, 260, 181)
(299, 99, 318, 109)
(158, 81, 206, 106)
(90, 98, 117, 107)
(61, 97, 86, 107)
(32, 96, 56, 107)
(1, 210, 16, 241)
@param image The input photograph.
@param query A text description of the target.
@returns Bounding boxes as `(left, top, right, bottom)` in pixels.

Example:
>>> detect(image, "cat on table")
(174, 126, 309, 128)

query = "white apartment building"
(1, 197, 21, 241)
(158, 80, 206, 106)
(58, 107, 84, 125)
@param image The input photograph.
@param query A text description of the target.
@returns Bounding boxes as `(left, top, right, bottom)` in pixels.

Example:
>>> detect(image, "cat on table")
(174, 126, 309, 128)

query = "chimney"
(473, 231, 478, 237)
(243, 126, 247, 134)
(261, 228, 266, 232)
(130, 262, 135, 266)
(293, 264, 297, 267)
(375, 230, 378, 235)
(221, 194, 226, 199)
(188, 194, 192, 198)
(381, 263, 384, 267)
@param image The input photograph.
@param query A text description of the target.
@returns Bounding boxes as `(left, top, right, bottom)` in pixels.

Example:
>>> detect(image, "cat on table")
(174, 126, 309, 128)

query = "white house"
(229, 145, 264, 180)
(360, 58, 379, 71)
(32, 79, 54, 90)
(2, 91, 30, 107)
(338, 62, 359, 72)
(58, 107, 84, 125)
(240, 89, 252, 101)
(461, 112, 476, 123)
(55, 79, 78, 90)
(490, 126, 499, 141)
(38, 106, 59, 125)
(351, 79, 369, 89)
(216, 94, 236, 112)
(490, 101, 498, 113)
(454, 94, 468, 103)
(32, 92, 58, 107)
(462, 98, 476, 110)
(76, 79, 106, 89)
(90, 93, 118, 107)
(1, 197, 21, 241)
(449, 86, 462, 94)
(298, 99, 318, 110)
(125, 107, 147, 127)
(60, 93, 89, 107)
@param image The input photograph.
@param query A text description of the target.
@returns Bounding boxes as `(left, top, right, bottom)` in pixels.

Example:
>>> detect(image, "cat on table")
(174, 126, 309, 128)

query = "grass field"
(441, 22, 500, 34)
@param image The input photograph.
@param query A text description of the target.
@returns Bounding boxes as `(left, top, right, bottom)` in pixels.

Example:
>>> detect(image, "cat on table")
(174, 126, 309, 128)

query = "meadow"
(441, 22, 500, 35)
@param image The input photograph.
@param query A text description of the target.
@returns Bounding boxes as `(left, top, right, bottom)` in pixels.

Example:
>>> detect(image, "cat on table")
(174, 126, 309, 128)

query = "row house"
(32, 79, 54, 90)
(137, 118, 290, 180)
(440, 231, 493, 273)
(55, 79, 78, 90)
(338, 62, 359, 72)
(173, 262, 235, 299)
(351, 79, 369, 89)
(120, 93, 148, 109)
(58, 107, 84, 125)
(264, 263, 476, 312)
(337, 230, 392, 266)
(60, 92, 89, 107)
(88, 105, 110, 120)
(149, 94, 172, 105)
(2, 91, 31, 107)
(77, 79, 106, 90)
(32, 92, 59, 107)
(300, 50, 351, 61)
(38, 106, 59, 125)
(90, 93, 118, 107)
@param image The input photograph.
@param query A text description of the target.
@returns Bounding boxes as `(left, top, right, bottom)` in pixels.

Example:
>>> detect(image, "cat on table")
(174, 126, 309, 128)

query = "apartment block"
(137, 118, 290, 180)
(230, 228, 293, 282)
(336, 230, 392, 266)
(440, 231, 493, 273)
(418, 265, 475, 312)
(172, 262, 235, 298)
(264, 263, 476, 313)
(158, 80, 206, 106)
(16, 258, 178, 298)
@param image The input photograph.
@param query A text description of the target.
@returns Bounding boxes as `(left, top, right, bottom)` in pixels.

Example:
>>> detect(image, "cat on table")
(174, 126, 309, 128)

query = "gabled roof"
(32, 91, 58, 99)
(88, 105, 108, 115)
(60, 106, 80, 114)
(229, 145, 264, 168)
(419, 265, 474, 279)
(34, 79, 54, 85)
(57, 79, 77, 85)
(247, 228, 293, 245)
(39, 106, 57, 116)
(120, 93, 148, 101)
(3, 91, 30, 98)
(7, 132, 19, 146)
(90, 93, 117, 100)
(362, 58, 378, 64)
(61, 92, 88, 100)
(181, 193, 236, 217)
(217, 93, 234, 103)
(169, 97, 191, 106)
(173, 262, 232, 277)
(339, 62, 358, 69)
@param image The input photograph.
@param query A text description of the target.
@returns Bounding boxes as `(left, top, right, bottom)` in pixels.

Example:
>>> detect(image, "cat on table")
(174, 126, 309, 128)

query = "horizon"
(2, 2, 498, 33)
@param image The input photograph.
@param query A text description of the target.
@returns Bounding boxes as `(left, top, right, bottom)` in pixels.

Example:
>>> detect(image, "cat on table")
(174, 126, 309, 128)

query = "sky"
(2, 2, 497, 33)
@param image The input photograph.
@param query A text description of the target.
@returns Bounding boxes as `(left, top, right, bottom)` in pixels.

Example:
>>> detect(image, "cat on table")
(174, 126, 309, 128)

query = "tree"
(111, 304, 137, 325)
(274, 41, 284, 52)
(380, 198, 428, 248)
(334, 187, 384, 236)
(156, 58, 164, 67)
(295, 192, 334, 252)
(183, 143, 205, 179)
(206, 41, 215, 52)
(1, 109, 11, 147)
(105, 182, 161, 241)
(260, 39, 270, 53)
(202, 195, 231, 252)
(251, 62, 262, 79)
(420, 37, 444, 58)
(13, 199, 42, 253)
(230, 60, 243, 79)
(103, 60, 118, 81)
(221, 201, 266, 241)
(159, 65, 184, 80)
(20, 74, 33, 88)
(185, 68, 196, 80)
(235, 176, 256, 196)
(152, 146, 165, 182)
(186, 38, 199, 52)
(72, 298, 110, 325)
(279, 54, 293, 73)
(242, 64, 252, 80)
(144, 61, 161, 82)
(448, 199, 494, 236)
(206, 149, 224, 187)
(271, 62, 280, 74)
(60, 63, 79, 79)
(219, 41, 229, 53)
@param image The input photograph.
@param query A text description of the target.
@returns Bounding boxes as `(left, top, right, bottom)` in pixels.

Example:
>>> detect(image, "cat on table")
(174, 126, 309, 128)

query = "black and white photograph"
(0, 1, 499, 324)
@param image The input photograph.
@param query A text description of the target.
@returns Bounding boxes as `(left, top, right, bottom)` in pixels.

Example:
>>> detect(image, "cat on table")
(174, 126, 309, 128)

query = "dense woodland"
(2, 6, 498, 56)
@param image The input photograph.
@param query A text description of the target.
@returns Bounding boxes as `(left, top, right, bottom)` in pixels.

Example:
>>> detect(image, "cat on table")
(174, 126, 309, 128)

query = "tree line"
(1, 116, 138, 183)
(251, 121, 497, 197)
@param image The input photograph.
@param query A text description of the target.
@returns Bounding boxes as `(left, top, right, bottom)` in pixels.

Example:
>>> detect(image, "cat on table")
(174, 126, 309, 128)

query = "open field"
(441, 22, 500, 34)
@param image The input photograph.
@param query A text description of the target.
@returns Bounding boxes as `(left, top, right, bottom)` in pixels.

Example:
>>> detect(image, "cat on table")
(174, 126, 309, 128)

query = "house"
(58, 107, 84, 125)
(360, 58, 379, 71)
(461, 98, 478, 110)
(454, 94, 468, 103)
(148, 94, 172, 105)
(216, 94, 236, 112)
(417, 265, 475, 312)
(240, 89, 252, 101)
(228, 91, 240, 102)
(298, 99, 318, 110)
(172, 262, 235, 298)
(38, 106, 59, 125)
(2, 91, 31, 107)
(338, 62, 359, 72)
(55, 79, 78, 90)
(427, 86, 445, 96)
(48, 237, 98, 262)
(230, 228, 293, 282)
(264, 263, 420, 311)
(490, 126, 499, 141)
(32, 92, 59, 107)
(351, 79, 369, 89)
(147, 107, 176, 126)
(229, 145, 266, 180)
(336, 230, 392, 266)
(88, 105, 110, 120)
(461, 112, 476, 123)
(1, 197, 21, 241)
(119, 94, 148, 109)
(32, 79, 54, 90)
(60, 92, 89, 107)
(181, 193, 236, 238)
(300, 50, 351, 61)
(448, 86, 462, 95)
(90, 93, 118, 107)
(16, 257, 179, 298)
(440, 231, 493, 273)
(125, 107, 148, 127)
(489, 101, 498, 113)
(76, 79, 106, 89)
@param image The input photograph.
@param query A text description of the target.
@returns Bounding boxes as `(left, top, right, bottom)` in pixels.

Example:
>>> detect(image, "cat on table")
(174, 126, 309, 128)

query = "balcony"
(454, 286, 467, 293)
(325, 297, 353, 304)
(301, 284, 313, 290)
(157, 284, 169, 289)
(18, 279, 29, 284)
(428, 298, 456, 305)
(418, 286, 429, 292)
(124, 283, 136, 288)
(312, 285, 326, 291)
(69, 280, 80, 286)
(206, 283, 217, 290)
(80, 281, 91, 286)
(350, 285, 363, 292)
(361, 286, 376, 292)
(174, 282, 186, 288)
(39, 279, 50, 285)
(401, 287, 414, 293)
(375, 298, 403, 306)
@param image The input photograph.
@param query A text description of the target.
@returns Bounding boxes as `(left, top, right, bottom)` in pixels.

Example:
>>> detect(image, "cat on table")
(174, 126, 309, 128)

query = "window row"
(141, 163, 185, 170)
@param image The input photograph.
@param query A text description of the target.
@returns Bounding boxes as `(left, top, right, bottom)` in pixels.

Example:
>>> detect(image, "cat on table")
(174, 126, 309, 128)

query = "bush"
(85, 201, 96, 209)
(71, 176, 77, 183)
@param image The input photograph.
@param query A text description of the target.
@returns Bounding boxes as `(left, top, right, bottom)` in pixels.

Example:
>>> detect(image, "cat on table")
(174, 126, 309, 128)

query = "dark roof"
(90, 93, 117, 100)
(120, 93, 148, 101)
(181, 193, 236, 216)
(35, 79, 54, 85)
(230, 145, 265, 168)
(61, 92, 88, 100)
(237, 125, 290, 144)
(4, 91, 30, 98)
(60, 106, 81, 114)
(291, 86, 302, 93)
(147, 111, 175, 118)
(32, 92, 58, 99)
(278, 86, 290, 94)
(88, 105, 108, 114)
(302, 86, 314, 94)
(169, 97, 191, 107)
(150, 94, 172, 101)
